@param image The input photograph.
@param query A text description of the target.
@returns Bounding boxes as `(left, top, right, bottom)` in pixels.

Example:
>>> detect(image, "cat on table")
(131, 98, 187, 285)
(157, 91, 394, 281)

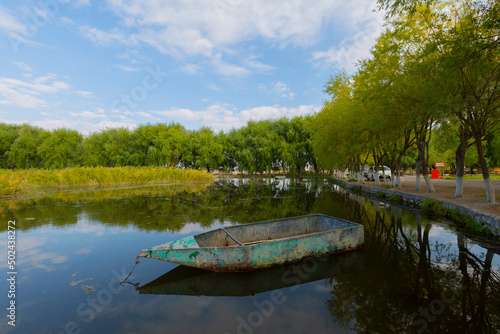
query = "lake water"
(1, 178, 499, 334)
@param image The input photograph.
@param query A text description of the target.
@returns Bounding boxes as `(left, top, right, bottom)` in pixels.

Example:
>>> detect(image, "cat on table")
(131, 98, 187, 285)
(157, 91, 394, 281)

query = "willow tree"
(356, 30, 419, 188)
(0, 123, 21, 168)
(312, 71, 374, 181)
(38, 128, 83, 169)
(379, 0, 500, 202)
(440, 0, 500, 202)
(8, 124, 47, 168)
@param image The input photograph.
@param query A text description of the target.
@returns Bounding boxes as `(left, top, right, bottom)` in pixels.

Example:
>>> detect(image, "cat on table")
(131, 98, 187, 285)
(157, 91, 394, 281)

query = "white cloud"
(212, 54, 249, 77)
(115, 64, 141, 72)
(135, 111, 157, 119)
(155, 108, 215, 122)
(73, 0, 92, 6)
(0, 5, 26, 34)
(60, 16, 74, 25)
(78, 0, 382, 75)
(79, 25, 137, 45)
(244, 57, 275, 74)
(103, 0, 349, 48)
(153, 103, 319, 131)
(207, 83, 220, 91)
(76, 90, 94, 98)
(12, 61, 33, 72)
(272, 81, 294, 98)
(181, 63, 200, 75)
(0, 75, 71, 108)
(33, 119, 76, 130)
(259, 81, 295, 99)
(70, 110, 105, 119)
(311, 10, 385, 71)
(86, 121, 138, 132)
(2, 102, 318, 135)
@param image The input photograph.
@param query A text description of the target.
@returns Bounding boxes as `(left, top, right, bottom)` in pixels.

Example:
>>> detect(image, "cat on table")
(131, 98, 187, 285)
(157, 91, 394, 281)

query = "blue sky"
(0, 0, 384, 134)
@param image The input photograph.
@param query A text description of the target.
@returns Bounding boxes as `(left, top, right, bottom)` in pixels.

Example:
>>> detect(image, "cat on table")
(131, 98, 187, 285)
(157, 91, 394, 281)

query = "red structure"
(432, 169, 439, 179)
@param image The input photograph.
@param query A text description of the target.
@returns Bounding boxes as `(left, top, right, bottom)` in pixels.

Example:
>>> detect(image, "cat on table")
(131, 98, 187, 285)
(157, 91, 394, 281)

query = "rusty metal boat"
(138, 214, 364, 272)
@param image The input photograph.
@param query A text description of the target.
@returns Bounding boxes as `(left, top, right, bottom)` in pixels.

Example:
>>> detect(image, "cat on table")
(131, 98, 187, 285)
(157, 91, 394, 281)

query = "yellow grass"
(0, 167, 213, 197)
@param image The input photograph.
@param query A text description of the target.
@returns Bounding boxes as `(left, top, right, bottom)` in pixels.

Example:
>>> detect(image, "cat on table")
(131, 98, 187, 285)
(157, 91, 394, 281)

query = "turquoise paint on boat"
(138, 214, 364, 272)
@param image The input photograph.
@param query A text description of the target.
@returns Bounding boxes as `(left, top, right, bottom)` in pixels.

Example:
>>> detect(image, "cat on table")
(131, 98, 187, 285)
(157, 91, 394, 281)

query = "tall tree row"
(312, 0, 499, 202)
(0, 117, 316, 176)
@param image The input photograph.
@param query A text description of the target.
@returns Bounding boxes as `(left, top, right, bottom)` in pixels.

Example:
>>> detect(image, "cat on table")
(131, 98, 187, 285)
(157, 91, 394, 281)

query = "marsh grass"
(0, 167, 213, 197)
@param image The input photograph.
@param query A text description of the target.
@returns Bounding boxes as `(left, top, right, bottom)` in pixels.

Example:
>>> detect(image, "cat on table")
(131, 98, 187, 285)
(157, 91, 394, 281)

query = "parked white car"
(366, 166, 392, 181)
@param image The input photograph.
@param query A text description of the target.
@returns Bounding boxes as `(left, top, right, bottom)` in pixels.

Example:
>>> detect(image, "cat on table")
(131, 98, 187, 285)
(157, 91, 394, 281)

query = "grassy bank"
(442, 175, 500, 180)
(421, 198, 493, 236)
(0, 167, 213, 197)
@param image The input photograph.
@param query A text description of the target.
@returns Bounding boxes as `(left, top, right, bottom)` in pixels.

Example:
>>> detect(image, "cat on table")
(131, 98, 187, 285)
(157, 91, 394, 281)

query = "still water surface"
(1, 178, 499, 334)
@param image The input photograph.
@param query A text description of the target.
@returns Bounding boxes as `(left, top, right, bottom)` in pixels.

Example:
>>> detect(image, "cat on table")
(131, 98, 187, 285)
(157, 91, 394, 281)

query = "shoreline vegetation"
(0, 166, 213, 198)
(333, 177, 499, 239)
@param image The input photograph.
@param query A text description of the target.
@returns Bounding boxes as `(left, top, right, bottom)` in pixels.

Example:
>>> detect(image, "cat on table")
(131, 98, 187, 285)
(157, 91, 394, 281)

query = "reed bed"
(0, 167, 213, 197)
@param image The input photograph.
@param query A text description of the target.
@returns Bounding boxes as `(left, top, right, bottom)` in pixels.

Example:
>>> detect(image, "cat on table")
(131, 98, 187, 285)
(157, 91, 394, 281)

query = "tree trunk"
(415, 160, 421, 191)
(474, 135, 495, 203)
(396, 158, 402, 190)
(455, 128, 467, 197)
(390, 166, 395, 187)
(374, 164, 380, 186)
(417, 139, 434, 192)
(423, 174, 435, 193)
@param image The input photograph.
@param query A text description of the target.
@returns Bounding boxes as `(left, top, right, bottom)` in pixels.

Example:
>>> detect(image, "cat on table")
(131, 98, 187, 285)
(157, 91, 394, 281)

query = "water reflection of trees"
(1, 179, 342, 232)
(326, 202, 500, 333)
(3, 177, 499, 331)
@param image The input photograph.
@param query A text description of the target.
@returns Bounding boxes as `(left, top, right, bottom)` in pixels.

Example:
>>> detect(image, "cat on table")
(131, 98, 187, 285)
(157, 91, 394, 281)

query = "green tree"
(0, 123, 21, 168)
(38, 128, 83, 169)
(83, 128, 142, 167)
(8, 125, 47, 168)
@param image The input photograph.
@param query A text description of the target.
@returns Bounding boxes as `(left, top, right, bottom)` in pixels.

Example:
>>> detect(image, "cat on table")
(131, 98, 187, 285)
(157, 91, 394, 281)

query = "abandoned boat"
(137, 214, 364, 272)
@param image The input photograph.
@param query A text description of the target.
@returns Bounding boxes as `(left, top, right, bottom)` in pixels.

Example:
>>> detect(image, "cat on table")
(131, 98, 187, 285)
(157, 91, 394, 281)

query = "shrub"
(421, 198, 492, 236)
(388, 194, 402, 204)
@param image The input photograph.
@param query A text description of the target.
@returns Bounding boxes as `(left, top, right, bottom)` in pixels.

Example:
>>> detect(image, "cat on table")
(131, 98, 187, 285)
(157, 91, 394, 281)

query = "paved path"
(358, 175, 500, 217)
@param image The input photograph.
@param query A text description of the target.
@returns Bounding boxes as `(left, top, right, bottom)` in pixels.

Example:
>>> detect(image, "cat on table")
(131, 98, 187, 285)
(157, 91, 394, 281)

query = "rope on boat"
(120, 256, 141, 288)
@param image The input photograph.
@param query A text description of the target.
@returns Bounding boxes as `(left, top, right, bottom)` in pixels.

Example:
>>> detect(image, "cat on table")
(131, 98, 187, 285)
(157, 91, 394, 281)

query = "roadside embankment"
(334, 176, 500, 237)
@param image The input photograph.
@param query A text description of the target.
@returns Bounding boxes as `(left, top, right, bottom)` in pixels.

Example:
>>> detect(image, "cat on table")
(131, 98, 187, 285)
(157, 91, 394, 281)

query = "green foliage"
(0, 119, 316, 177)
(38, 128, 83, 169)
(376, 192, 386, 199)
(8, 125, 47, 168)
(387, 194, 402, 204)
(314, 0, 499, 202)
(486, 132, 500, 167)
(0, 123, 21, 168)
(83, 128, 143, 167)
(421, 198, 492, 235)
(421, 198, 448, 216)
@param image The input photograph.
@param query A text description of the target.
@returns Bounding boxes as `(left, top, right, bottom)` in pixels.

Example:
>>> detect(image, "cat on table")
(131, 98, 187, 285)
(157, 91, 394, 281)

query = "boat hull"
(138, 214, 364, 272)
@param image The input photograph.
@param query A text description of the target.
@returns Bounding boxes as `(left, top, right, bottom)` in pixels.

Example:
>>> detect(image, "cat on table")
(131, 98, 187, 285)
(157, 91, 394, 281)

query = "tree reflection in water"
(1, 178, 498, 333)
(326, 196, 500, 333)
